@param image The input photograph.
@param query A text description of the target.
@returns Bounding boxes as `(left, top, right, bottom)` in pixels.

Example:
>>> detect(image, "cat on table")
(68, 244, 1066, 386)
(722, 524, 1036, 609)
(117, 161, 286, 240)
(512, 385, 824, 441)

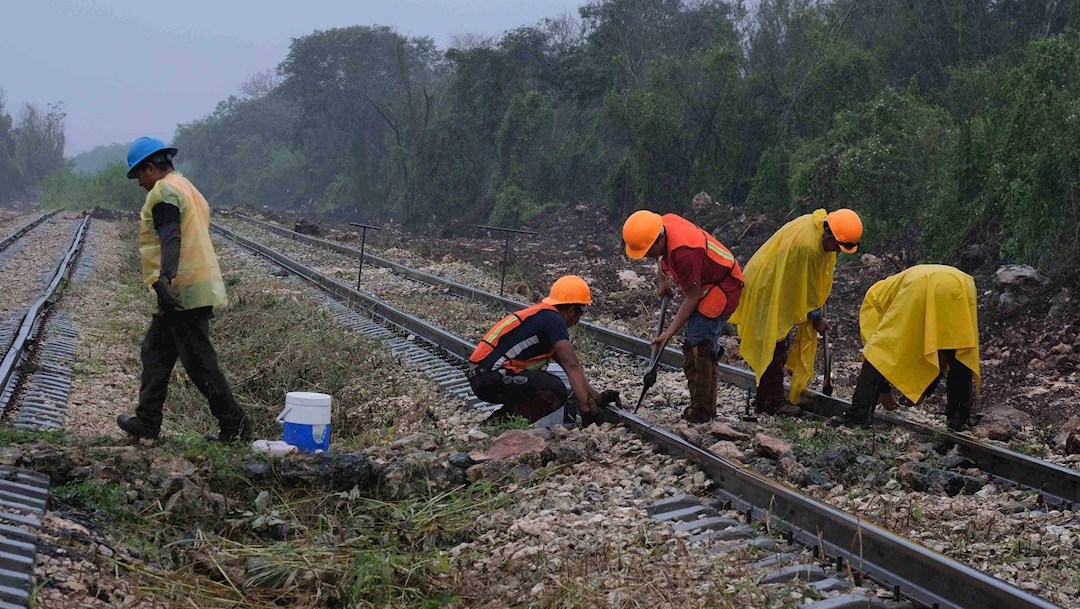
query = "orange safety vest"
(469, 302, 561, 373)
(659, 213, 744, 318)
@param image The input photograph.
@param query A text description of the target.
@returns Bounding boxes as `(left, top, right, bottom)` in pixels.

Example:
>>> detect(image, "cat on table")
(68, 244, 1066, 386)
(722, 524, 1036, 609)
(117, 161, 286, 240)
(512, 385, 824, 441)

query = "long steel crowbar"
(633, 294, 671, 411)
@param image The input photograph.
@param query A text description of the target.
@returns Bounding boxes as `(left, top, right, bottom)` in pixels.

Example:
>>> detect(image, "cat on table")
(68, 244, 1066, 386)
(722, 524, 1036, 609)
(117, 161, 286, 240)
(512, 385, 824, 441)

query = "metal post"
(349, 222, 381, 289)
(499, 234, 511, 295)
(476, 225, 539, 297)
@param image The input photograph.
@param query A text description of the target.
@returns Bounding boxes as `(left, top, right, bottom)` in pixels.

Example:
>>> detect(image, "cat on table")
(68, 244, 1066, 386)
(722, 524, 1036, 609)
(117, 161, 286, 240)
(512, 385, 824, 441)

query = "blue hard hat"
(126, 137, 177, 179)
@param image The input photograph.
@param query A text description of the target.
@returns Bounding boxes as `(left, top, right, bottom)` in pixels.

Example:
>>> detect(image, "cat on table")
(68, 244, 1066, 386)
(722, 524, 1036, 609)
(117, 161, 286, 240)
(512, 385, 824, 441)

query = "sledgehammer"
(633, 294, 671, 411)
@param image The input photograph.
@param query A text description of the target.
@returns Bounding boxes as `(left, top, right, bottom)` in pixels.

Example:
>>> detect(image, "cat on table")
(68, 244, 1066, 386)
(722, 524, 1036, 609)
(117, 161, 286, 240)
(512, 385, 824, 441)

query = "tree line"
(36, 0, 1080, 277)
(0, 89, 66, 203)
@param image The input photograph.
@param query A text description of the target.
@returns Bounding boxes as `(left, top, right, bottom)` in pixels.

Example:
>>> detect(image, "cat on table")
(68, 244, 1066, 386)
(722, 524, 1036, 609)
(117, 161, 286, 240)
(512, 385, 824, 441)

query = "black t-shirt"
(477, 309, 569, 370)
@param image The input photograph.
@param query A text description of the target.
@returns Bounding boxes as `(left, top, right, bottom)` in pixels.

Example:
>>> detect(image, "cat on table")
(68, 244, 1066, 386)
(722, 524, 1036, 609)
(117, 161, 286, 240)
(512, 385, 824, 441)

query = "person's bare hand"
(579, 386, 601, 414)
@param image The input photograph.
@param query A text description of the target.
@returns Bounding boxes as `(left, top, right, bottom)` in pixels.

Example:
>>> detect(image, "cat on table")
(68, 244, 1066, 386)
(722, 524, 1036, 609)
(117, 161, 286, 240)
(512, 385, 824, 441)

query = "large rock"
(691, 191, 714, 215)
(293, 218, 323, 236)
(1066, 431, 1080, 455)
(541, 434, 597, 464)
(995, 264, 1049, 318)
(19, 441, 77, 485)
(818, 445, 857, 473)
(1048, 288, 1073, 318)
(860, 253, 884, 273)
(709, 421, 750, 441)
(617, 270, 647, 290)
(754, 433, 792, 459)
(994, 265, 1048, 290)
(271, 452, 377, 492)
(972, 418, 1016, 441)
(898, 461, 983, 496)
(390, 432, 438, 451)
(977, 403, 1031, 429)
(487, 430, 549, 461)
(1053, 416, 1080, 449)
(381, 450, 466, 496)
(707, 440, 744, 462)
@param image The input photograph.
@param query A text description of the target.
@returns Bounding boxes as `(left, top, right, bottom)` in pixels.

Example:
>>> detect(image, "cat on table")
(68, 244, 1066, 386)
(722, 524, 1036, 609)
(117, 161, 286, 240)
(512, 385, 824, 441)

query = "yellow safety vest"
(139, 172, 227, 311)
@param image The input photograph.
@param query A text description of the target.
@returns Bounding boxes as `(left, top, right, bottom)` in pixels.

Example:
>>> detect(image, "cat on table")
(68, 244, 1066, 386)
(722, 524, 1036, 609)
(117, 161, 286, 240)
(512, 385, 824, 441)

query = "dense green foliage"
(70, 142, 127, 174)
(18, 0, 1080, 274)
(0, 89, 66, 203)
(40, 161, 144, 210)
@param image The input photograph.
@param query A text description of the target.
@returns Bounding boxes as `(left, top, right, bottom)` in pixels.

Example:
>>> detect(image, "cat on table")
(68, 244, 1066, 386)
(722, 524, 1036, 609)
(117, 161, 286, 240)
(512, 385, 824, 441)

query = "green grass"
(0, 426, 66, 446)
(53, 479, 133, 520)
(479, 415, 532, 435)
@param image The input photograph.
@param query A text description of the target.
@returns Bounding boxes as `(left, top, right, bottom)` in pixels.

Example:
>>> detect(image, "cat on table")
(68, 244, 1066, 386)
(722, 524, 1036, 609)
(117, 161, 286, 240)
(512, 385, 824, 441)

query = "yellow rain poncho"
(730, 210, 835, 403)
(861, 264, 980, 403)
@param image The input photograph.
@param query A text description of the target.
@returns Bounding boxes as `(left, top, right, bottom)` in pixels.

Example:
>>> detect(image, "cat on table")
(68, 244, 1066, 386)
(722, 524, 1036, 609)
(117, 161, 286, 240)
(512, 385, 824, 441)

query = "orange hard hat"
(826, 208, 863, 254)
(622, 210, 664, 259)
(543, 275, 592, 306)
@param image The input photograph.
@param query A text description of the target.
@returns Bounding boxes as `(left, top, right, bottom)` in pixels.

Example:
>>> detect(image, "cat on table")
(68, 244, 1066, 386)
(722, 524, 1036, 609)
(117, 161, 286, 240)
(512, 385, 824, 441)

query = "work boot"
(117, 414, 160, 440)
(755, 398, 801, 417)
(946, 417, 969, 432)
(752, 395, 770, 414)
(206, 416, 254, 444)
(829, 411, 872, 429)
(775, 402, 803, 417)
(681, 407, 713, 424)
(683, 346, 717, 418)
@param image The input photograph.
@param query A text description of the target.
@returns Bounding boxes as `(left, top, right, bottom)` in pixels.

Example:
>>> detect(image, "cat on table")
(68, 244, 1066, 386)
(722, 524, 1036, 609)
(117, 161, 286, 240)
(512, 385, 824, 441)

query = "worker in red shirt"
(622, 210, 744, 423)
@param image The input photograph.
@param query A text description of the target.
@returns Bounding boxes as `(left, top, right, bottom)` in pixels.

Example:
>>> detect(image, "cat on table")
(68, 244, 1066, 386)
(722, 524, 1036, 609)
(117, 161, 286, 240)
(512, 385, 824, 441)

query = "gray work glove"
(152, 278, 182, 311)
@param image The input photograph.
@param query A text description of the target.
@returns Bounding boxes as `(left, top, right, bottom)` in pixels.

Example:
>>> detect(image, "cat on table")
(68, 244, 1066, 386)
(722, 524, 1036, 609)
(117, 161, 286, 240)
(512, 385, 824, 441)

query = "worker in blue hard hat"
(116, 137, 252, 444)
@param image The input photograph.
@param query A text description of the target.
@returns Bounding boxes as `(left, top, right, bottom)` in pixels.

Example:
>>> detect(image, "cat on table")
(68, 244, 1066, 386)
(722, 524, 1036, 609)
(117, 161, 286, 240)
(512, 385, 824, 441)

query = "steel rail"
(0, 214, 90, 411)
(0, 210, 60, 254)
(224, 213, 1080, 507)
(210, 223, 476, 360)
(611, 407, 1061, 609)
(213, 221, 1063, 609)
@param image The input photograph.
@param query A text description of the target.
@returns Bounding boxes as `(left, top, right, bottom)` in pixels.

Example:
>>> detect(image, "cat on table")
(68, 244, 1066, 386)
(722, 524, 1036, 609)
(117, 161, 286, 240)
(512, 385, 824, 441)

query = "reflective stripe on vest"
(469, 302, 558, 373)
(139, 173, 228, 311)
(659, 213, 744, 318)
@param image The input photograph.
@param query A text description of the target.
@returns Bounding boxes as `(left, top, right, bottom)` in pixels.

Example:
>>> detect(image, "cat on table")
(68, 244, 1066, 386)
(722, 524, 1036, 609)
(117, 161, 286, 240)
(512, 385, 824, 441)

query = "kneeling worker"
(467, 275, 600, 423)
(622, 210, 744, 424)
(832, 264, 980, 430)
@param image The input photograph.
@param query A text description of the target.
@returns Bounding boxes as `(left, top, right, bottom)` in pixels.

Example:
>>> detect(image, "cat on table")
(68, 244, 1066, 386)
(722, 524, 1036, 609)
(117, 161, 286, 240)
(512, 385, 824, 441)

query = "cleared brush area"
(27, 221, 502, 607)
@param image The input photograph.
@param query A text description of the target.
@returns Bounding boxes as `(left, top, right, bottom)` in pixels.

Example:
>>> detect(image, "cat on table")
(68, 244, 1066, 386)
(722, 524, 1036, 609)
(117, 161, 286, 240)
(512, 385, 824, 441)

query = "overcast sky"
(2, 0, 586, 157)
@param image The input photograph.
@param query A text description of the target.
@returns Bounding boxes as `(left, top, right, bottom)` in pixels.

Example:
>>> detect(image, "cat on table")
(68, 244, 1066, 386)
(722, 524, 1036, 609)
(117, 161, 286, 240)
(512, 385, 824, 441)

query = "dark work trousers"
(848, 359, 892, 418)
(136, 306, 246, 434)
(941, 356, 974, 424)
(849, 357, 974, 424)
(469, 368, 568, 422)
(756, 332, 794, 406)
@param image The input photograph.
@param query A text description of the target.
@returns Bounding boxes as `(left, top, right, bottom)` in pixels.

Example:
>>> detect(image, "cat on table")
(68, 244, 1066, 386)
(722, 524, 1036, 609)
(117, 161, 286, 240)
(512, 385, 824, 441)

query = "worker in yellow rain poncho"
(831, 265, 980, 431)
(730, 209, 863, 416)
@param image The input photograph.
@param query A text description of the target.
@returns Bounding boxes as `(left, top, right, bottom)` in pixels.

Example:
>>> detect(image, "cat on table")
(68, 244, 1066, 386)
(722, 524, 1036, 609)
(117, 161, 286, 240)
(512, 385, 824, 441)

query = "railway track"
(223, 212, 1080, 509)
(210, 220, 1067, 609)
(0, 211, 58, 255)
(0, 212, 91, 608)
